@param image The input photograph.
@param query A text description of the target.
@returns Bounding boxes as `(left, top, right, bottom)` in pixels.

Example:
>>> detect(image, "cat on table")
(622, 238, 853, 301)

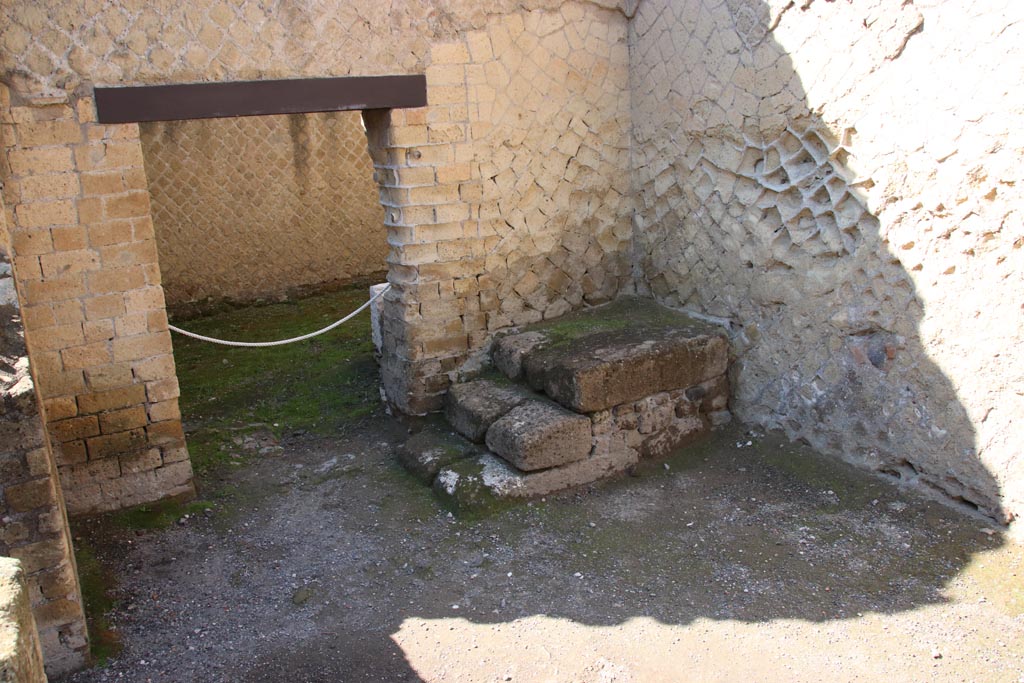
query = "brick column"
(1, 145, 88, 676)
(362, 39, 494, 414)
(1, 86, 194, 514)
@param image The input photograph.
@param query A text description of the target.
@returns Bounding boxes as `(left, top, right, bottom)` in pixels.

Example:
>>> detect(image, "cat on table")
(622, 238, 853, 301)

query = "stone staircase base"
(397, 296, 732, 511)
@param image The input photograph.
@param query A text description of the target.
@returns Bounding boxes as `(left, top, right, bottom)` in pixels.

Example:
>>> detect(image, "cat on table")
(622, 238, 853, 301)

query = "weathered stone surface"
(434, 448, 639, 511)
(503, 298, 729, 413)
(523, 327, 727, 413)
(485, 401, 592, 471)
(444, 379, 535, 443)
(432, 457, 510, 515)
(1, 208, 89, 677)
(0, 558, 46, 683)
(397, 427, 482, 485)
(492, 332, 549, 380)
(631, 0, 1023, 522)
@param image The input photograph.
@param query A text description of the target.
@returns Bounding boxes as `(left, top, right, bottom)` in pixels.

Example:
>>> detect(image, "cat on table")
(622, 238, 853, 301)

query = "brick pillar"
(362, 39, 494, 414)
(0, 85, 194, 515)
(1, 137, 89, 676)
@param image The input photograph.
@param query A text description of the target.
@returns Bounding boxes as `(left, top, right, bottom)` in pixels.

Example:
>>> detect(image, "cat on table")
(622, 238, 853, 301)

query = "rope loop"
(168, 284, 390, 348)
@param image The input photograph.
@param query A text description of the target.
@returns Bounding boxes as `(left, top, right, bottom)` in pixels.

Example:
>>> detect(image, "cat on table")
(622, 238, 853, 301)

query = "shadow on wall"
(630, 0, 1014, 523)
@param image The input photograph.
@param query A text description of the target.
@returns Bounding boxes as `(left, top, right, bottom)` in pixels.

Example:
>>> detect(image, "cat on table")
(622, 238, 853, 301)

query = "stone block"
(102, 192, 150, 220)
(83, 364, 133, 392)
(15, 119, 81, 147)
(492, 331, 549, 380)
(521, 325, 728, 413)
(49, 415, 99, 443)
(433, 447, 638, 512)
(444, 379, 535, 443)
(432, 42, 470, 64)
(7, 147, 74, 175)
(8, 540, 66, 575)
(397, 426, 482, 484)
(145, 377, 178, 403)
(83, 293, 126, 320)
(4, 477, 54, 512)
(0, 558, 47, 683)
(86, 428, 146, 459)
(98, 405, 147, 433)
(76, 383, 145, 414)
(146, 419, 185, 445)
(16, 200, 77, 229)
(18, 174, 80, 202)
(147, 399, 180, 423)
(119, 448, 162, 474)
(85, 267, 144, 299)
(485, 400, 592, 471)
(60, 341, 111, 370)
(9, 229, 53, 257)
(111, 331, 171, 362)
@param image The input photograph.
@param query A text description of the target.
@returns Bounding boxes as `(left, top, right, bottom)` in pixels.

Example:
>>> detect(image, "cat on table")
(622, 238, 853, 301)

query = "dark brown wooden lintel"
(94, 75, 427, 124)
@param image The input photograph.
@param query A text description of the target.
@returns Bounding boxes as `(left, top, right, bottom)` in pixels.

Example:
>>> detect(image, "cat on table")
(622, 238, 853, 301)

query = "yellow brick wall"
(0, 104, 89, 675)
(140, 111, 387, 307)
(0, 86, 196, 516)
(0, 0, 637, 461)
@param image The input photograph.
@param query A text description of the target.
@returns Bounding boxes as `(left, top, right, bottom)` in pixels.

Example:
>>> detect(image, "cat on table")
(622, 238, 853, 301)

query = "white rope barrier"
(167, 284, 390, 348)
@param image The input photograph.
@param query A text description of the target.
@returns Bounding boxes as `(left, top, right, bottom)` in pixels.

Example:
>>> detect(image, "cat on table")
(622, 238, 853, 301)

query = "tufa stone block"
(485, 400, 592, 471)
(444, 378, 535, 443)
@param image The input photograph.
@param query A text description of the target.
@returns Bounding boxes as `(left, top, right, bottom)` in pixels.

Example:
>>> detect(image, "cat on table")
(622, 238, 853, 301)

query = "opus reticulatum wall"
(630, 0, 1022, 523)
(140, 111, 387, 309)
(0, 0, 1021, 672)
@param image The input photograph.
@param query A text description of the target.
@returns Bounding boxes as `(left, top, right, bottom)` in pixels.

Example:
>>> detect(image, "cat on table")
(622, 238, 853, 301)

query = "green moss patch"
(74, 542, 121, 665)
(525, 296, 719, 348)
(107, 499, 213, 531)
(171, 284, 383, 481)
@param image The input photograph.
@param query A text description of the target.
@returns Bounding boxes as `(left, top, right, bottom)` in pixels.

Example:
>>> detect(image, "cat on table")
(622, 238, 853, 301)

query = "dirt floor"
(65, 286, 1023, 683)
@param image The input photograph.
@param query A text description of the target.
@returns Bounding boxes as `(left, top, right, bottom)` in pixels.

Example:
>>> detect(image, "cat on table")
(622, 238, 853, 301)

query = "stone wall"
(2, 0, 1019, 534)
(358, 4, 634, 412)
(140, 112, 387, 308)
(0, 0, 634, 505)
(630, 0, 1023, 523)
(1, 163, 88, 676)
(0, 558, 47, 683)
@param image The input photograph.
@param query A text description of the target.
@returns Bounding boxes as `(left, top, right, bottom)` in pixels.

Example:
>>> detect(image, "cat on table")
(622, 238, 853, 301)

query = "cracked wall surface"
(631, 0, 1023, 522)
(140, 111, 386, 309)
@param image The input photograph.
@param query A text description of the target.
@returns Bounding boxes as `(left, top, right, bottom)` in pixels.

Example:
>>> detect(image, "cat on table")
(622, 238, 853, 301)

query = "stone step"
(444, 377, 593, 471)
(396, 295, 732, 513)
(492, 297, 729, 413)
(484, 400, 592, 471)
(443, 379, 535, 443)
(433, 449, 638, 513)
(397, 424, 483, 485)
